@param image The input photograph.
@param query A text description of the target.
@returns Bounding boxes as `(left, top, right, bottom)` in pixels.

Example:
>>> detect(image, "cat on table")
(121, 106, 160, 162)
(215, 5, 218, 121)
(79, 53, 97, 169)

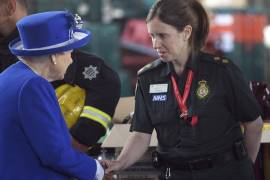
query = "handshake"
(95, 159, 122, 180)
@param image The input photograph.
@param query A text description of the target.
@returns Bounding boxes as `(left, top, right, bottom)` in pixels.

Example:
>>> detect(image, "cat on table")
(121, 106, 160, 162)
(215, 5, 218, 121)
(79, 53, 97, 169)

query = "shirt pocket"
(149, 106, 178, 126)
(149, 107, 182, 147)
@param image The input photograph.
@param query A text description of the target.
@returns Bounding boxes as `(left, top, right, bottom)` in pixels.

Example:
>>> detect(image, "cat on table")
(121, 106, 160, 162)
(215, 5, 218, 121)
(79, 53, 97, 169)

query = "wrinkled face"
(51, 51, 73, 80)
(147, 17, 190, 63)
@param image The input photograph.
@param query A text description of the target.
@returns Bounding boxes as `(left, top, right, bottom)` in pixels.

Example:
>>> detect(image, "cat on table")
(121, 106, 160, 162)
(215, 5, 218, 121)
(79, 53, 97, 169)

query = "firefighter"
(53, 50, 121, 151)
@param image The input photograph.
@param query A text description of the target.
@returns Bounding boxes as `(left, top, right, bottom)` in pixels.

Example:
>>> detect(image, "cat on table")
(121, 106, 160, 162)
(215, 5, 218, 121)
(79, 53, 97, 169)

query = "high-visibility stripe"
(80, 106, 112, 130)
(263, 124, 270, 131)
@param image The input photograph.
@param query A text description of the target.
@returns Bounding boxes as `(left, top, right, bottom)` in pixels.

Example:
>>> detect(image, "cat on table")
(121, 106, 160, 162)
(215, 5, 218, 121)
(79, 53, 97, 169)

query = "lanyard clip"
(180, 111, 188, 119)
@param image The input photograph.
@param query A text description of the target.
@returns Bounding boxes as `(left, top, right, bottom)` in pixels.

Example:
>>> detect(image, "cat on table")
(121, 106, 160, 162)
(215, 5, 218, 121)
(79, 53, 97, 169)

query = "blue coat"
(0, 62, 96, 180)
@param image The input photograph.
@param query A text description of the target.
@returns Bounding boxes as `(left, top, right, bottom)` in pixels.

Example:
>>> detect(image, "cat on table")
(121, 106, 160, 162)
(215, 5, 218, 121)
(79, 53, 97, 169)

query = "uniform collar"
(186, 52, 199, 72)
(64, 50, 78, 84)
(160, 52, 200, 77)
(160, 61, 171, 77)
(0, 29, 19, 55)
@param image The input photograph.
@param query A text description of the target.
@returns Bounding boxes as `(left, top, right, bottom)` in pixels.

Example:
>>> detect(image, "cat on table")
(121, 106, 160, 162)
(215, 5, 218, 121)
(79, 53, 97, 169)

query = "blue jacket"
(0, 62, 96, 180)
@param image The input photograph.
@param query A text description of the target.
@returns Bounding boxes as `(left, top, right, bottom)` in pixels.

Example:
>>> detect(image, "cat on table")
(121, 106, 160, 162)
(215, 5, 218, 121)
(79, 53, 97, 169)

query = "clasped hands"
(98, 159, 122, 179)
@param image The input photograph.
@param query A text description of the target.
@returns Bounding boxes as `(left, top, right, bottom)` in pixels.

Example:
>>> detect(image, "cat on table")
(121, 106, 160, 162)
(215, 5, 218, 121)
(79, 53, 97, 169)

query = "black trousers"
(159, 157, 254, 180)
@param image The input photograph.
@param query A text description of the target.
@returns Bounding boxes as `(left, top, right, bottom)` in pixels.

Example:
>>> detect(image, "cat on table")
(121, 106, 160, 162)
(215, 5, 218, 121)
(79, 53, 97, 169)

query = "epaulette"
(201, 54, 231, 66)
(137, 59, 163, 76)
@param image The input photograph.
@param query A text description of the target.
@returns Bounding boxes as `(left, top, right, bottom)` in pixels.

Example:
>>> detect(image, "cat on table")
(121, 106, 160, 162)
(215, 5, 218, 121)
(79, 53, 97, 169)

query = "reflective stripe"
(263, 124, 270, 131)
(80, 106, 112, 130)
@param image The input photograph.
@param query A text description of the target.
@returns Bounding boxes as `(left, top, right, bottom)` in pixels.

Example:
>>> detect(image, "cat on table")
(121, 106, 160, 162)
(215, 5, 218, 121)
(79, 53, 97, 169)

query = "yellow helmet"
(55, 84, 86, 128)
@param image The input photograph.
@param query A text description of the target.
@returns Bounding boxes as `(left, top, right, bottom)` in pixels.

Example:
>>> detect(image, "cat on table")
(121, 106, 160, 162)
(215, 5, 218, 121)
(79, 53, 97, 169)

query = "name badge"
(149, 84, 168, 93)
(152, 94, 167, 101)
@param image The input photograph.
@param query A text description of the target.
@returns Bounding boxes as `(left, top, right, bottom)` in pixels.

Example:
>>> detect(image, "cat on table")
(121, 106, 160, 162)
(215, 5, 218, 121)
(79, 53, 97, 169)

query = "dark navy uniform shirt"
(131, 51, 261, 160)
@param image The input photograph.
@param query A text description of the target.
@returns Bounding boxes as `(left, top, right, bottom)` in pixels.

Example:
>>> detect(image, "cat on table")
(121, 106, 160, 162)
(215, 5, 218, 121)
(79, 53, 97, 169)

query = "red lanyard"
(171, 70, 198, 126)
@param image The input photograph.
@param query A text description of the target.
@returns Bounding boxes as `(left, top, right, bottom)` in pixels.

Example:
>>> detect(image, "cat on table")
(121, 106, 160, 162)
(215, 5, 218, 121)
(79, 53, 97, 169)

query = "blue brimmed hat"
(9, 11, 91, 56)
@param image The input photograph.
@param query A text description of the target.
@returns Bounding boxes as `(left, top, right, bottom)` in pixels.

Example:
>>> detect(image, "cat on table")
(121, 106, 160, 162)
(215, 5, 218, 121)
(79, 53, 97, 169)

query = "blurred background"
(27, 0, 270, 97)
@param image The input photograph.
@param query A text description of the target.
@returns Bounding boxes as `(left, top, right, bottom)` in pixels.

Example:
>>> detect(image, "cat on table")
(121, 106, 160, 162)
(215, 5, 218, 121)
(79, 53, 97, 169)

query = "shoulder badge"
(213, 56, 230, 64)
(203, 54, 230, 66)
(82, 65, 99, 80)
(222, 58, 229, 64)
(196, 80, 210, 99)
(214, 56, 221, 61)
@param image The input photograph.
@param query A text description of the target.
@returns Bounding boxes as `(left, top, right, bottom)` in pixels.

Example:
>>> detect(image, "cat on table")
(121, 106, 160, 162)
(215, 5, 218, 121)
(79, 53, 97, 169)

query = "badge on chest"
(196, 80, 210, 99)
(149, 84, 168, 93)
(149, 84, 168, 102)
(152, 94, 167, 101)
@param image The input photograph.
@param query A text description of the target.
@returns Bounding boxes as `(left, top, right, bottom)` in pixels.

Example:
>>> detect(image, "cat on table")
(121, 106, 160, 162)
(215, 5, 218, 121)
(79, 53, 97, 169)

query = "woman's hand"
(105, 160, 123, 174)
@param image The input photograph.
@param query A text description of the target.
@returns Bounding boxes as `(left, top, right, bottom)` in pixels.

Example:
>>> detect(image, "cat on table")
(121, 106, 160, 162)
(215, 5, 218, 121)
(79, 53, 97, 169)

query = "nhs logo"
(152, 94, 167, 101)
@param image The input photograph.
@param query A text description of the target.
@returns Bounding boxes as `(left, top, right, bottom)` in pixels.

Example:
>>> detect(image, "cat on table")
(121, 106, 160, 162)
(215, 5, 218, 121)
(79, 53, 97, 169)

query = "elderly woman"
(0, 11, 103, 180)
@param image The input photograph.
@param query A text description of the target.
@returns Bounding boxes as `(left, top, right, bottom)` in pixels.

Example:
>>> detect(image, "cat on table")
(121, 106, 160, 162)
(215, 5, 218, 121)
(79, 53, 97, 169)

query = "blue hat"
(9, 11, 91, 56)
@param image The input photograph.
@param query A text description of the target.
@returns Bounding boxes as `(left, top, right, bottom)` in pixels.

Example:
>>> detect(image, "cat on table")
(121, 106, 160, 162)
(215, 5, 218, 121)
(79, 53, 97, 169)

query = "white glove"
(94, 160, 104, 180)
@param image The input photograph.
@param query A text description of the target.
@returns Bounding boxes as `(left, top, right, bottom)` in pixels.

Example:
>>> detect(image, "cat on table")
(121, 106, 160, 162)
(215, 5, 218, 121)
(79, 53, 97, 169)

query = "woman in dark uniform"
(104, 0, 263, 179)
